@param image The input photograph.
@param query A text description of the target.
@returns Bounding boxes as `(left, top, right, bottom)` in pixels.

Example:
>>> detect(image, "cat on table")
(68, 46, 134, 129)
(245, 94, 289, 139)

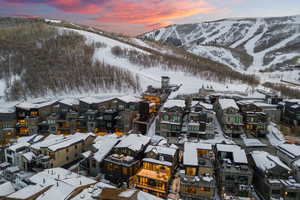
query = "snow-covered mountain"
(143, 15, 300, 73)
(0, 17, 258, 103)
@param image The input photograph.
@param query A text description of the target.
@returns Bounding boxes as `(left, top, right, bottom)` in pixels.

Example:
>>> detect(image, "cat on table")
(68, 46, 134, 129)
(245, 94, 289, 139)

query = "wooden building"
(135, 144, 178, 198)
(215, 144, 253, 199)
(180, 142, 215, 200)
(103, 134, 150, 185)
(214, 99, 243, 137)
(0, 107, 17, 145)
(156, 100, 186, 143)
(237, 101, 268, 137)
(250, 151, 298, 200)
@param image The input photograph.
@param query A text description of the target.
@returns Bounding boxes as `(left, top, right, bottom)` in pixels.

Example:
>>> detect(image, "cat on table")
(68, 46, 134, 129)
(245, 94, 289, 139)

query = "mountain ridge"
(142, 15, 300, 74)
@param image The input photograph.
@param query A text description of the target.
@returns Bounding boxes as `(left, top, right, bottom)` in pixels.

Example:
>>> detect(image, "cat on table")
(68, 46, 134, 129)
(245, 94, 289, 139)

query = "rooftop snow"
(117, 95, 141, 103)
(8, 142, 30, 152)
(198, 102, 213, 110)
(59, 98, 79, 106)
(163, 99, 185, 109)
(7, 185, 47, 199)
(16, 100, 57, 110)
(243, 138, 267, 147)
(183, 142, 212, 166)
(31, 134, 65, 150)
(277, 143, 300, 159)
(92, 136, 119, 162)
(143, 158, 173, 166)
(216, 144, 248, 164)
(251, 151, 291, 172)
(0, 182, 15, 197)
(79, 96, 115, 105)
(47, 133, 94, 151)
(218, 99, 239, 110)
(145, 145, 177, 156)
(22, 152, 35, 161)
(30, 168, 96, 189)
(118, 189, 136, 198)
(115, 134, 150, 152)
(0, 106, 15, 114)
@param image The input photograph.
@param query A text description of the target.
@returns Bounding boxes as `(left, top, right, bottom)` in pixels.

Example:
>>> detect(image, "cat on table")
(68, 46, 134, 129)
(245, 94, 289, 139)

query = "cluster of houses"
(1, 80, 300, 199)
(0, 76, 178, 146)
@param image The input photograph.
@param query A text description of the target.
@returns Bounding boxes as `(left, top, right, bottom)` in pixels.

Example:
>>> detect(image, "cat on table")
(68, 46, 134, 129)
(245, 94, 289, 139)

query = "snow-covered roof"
(22, 152, 35, 161)
(251, 151, 291, 172)
(183, 142, 212, 166)
(6, 166, 20, 173)
(163, 99, 185, 109)
(137, 191, 163, 200)
(29, 168, 96, 200)
(82, 151, 92, 159)
(198, 102, 213, 110)
(145, 145, 177, 156)
(92, 136, 119, 162)
(80, 96, 115, 105)
(216, 144, 248, 164)
(115, 134, 150, 152)
(254, 102, 278, 109)
(17, 134, 38, 144)
(243, 138, 267, 147)
(117, 95, 141, 103)
(7, 185, 48, 199)
(218, 99, 239, 110)
(0, 182, 15, 197)
(31, 135, 65, 150)
(143, 158, 172, 166)
(277, 143, 300, 159)
(16, 100, 57, 110)
(47, 133, 94, 151)
(8, 142, 30, 152)
(71, 182, 116, 200)
(59, 98, 79, 106)
(0, 106, 15, 114)
(30, 168, 96, 187)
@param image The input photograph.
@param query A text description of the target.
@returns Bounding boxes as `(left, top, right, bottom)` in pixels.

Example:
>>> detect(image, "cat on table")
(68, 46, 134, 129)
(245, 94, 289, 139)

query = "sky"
(0, 0, 299, 36)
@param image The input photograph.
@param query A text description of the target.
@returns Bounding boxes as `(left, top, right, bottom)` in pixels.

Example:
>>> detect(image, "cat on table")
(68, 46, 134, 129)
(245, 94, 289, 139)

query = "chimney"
(56, 181, 59, 187)
(43, 178, 46, 184)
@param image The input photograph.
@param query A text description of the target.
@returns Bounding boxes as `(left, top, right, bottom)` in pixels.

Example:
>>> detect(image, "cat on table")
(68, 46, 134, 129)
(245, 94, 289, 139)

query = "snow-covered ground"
(144, 15, 300, 86)
(266, 123, 286, 146)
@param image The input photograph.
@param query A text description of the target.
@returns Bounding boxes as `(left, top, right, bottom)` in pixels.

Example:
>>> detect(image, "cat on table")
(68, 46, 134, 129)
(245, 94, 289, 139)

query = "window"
(272, 190, 281, 196)
(66, 148, 69, 152)
(225, 175, 235, 182)
(66, 156, 69, 161)
(163, 114, 169, 121)
(238, 176, 248, 184)
(186, 167, 197, 176)
(75, 145, 77, 149)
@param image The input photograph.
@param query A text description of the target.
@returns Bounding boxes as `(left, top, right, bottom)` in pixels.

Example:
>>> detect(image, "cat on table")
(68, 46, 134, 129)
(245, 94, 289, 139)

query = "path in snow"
(231, 18, 260, 49)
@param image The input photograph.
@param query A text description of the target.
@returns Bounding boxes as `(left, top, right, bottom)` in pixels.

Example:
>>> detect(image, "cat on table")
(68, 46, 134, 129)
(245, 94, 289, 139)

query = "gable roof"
(92, 136, 119, 162)
(251, 151, 291, 172)
(163, 99, 185, 109)
(277, 143, 300, 159)
(97, 188, 138, 200)
(115, 134, 150, 152)
(218, 99, 239, 110)
(145, 145, 177, 156)
(0, 182, 15, 197)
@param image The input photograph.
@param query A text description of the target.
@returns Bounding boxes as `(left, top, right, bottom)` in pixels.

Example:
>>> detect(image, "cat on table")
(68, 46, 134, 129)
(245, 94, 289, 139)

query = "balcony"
(104, 154, 139, 167)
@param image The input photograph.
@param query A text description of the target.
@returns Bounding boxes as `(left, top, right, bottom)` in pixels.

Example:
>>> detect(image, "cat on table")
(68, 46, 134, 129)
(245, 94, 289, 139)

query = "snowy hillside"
(71, 28, 254, 97)
(0, 18, 259, 104)
(143, 15, 300, 74)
